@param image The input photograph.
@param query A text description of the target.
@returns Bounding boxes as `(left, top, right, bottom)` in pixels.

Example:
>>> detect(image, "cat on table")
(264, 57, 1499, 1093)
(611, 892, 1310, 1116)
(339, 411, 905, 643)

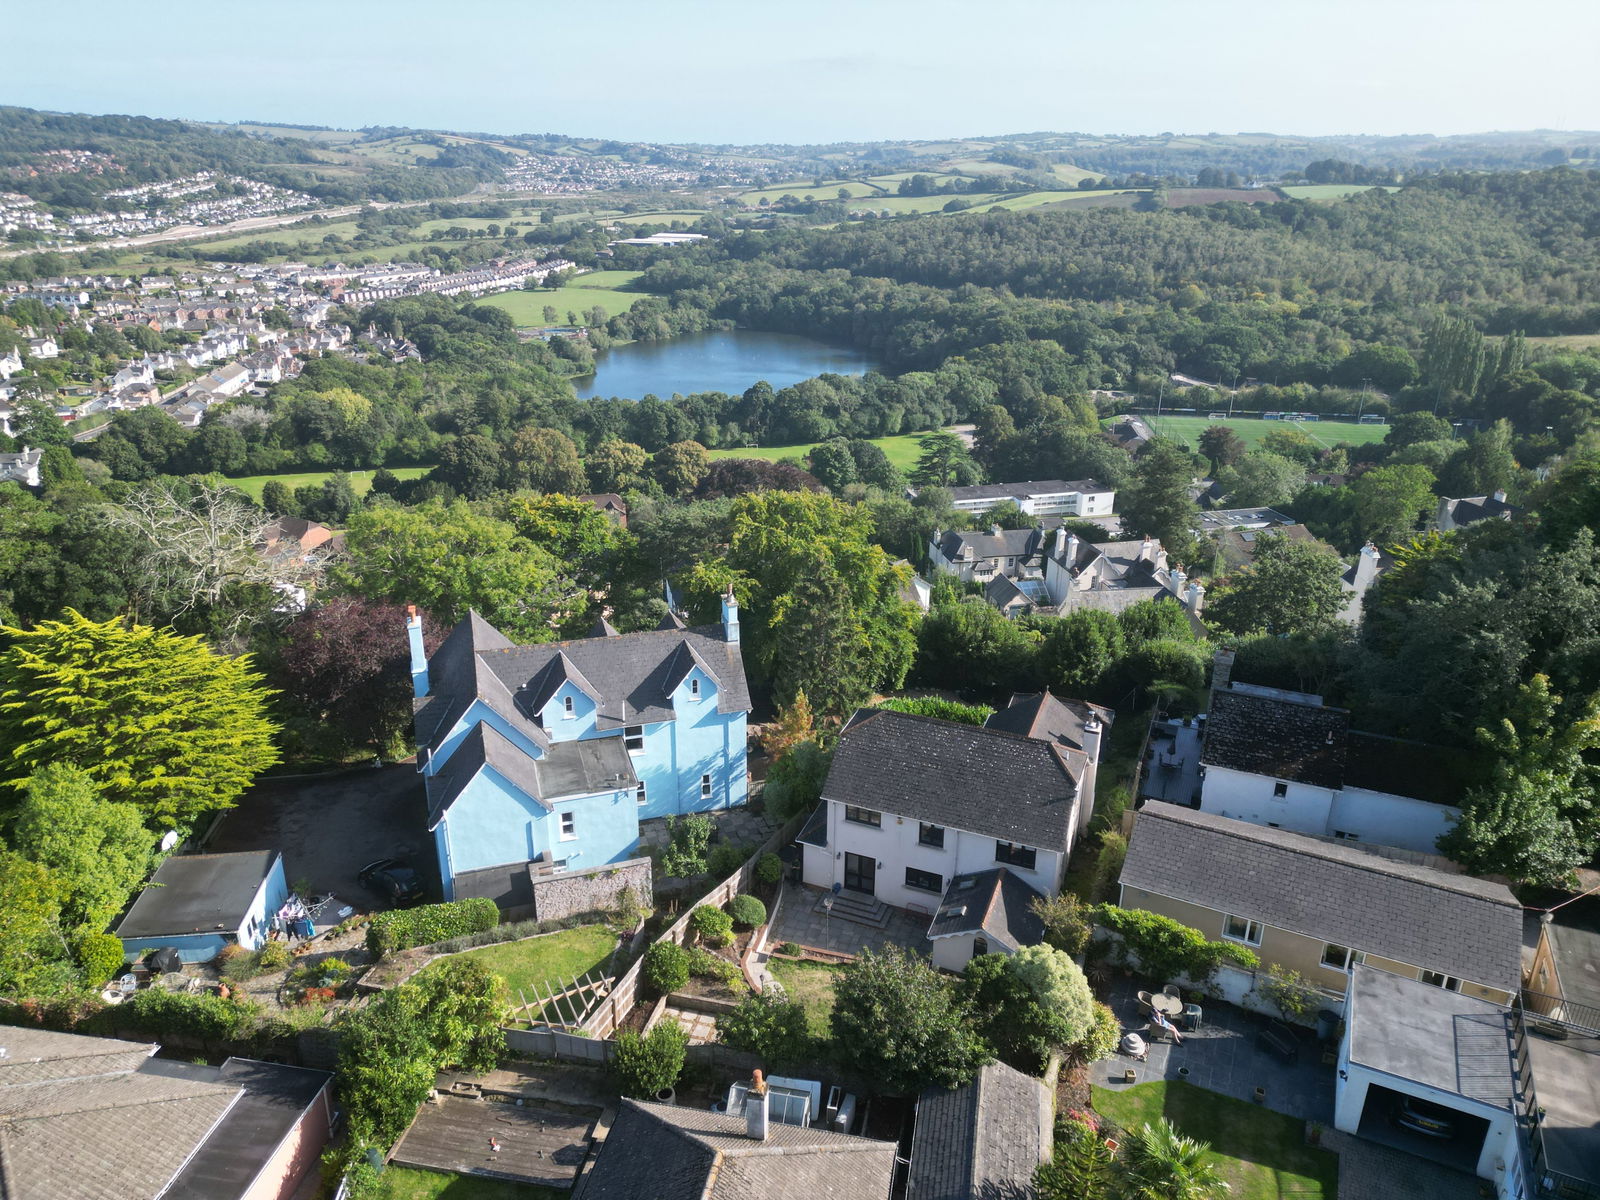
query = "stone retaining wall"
(532, 857, 653, 922)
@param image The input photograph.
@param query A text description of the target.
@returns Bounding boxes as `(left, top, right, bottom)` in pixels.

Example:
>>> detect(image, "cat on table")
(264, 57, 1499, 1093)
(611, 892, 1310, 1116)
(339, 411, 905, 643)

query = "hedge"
(367, 897, 499, 958)
(1089, 904, 1258, 984)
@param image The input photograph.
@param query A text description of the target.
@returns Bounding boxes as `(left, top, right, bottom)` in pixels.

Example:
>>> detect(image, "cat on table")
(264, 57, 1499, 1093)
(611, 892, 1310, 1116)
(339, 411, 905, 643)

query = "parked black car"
(358, 857, 424, 905)
(1393, 1096, 1457, 1140)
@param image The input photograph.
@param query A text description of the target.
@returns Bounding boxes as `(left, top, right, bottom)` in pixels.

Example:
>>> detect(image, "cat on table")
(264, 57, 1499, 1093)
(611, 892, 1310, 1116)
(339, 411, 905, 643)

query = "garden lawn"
(224, 465, 432, 502)
(768, 959, 844, 1040)
(443, 925, 617, 1004)
(706, 432, 929, 473)
(365, 1165, 564, 1200)
(1092, 1081, 1338, 1200)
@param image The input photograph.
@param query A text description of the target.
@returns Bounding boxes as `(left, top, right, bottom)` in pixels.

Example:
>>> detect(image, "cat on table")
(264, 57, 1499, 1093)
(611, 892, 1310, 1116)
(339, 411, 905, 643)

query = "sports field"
(1135, 413, 1390, 451)
(707, 433, 928, 473)
(467, 271, 646, 324)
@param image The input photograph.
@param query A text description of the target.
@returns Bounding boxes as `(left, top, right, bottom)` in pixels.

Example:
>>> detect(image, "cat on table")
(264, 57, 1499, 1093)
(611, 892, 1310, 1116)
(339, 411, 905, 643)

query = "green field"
(1135, 413, 1390, 451)
(1527, 332, 1600, 350)
(1094, 1082, 1338, 1200)
(227, 465, 432, 502)
(468, 271, 646, 324)
(1280, 184, 1403, 200)
(739, 179, 887, 203)
(707, 432, 928, 473)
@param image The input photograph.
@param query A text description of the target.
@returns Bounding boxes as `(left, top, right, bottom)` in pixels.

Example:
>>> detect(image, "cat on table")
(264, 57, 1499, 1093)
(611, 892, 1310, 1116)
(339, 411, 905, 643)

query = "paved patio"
(1095, 974, 1336, 1123)
(1324, 1128, 1481, 1200)
(765, 881, 932, 958)
(1141, 719, 1202, 806)
(661, 1005, 718, 1045)
(638, 806, 779, 853)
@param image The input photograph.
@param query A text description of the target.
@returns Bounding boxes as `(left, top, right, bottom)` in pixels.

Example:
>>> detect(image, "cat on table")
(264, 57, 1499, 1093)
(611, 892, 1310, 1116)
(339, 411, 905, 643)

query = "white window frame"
(624, 725, 645, 753)
(844, 805, 881, 827)
(1420, 970, 1462, 992)
(563, 694, 575, 718)
(559, 811, 577, 840)
(700, 773, 713, 801)
(1222, 915, 1263, 946)
(1272, 780, 1288, 798)
(1321, 943, 1355, 970)
(689, 677, 701, 699)
(636, 781, 647, 806)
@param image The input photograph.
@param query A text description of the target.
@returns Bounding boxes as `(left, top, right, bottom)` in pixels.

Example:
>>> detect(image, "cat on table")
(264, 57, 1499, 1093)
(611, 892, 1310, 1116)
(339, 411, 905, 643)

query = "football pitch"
(1139, 413, 1390, 451)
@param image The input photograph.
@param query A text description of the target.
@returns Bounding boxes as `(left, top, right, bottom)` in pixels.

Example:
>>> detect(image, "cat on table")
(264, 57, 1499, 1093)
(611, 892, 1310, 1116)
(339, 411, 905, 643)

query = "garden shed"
(116, 849, 289, 964)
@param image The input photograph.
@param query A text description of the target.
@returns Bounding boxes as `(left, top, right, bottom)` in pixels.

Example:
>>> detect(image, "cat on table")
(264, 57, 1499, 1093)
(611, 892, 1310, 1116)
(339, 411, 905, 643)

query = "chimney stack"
(721, 586, 740, 645)
(1492, 489, 1507, 504)
(406, 606, 429, 699)
(1212, 647, 1236, 692)
(1186, 580, 1205, 613)
(745, 1069, 770, 1141)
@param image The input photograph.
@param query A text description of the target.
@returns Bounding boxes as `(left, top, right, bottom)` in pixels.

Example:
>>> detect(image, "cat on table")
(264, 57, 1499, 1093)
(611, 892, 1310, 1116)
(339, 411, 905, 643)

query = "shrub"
(777, 941, 801, 957)
(1033, 892, 1090, 955)
(318, 956, 352, 978)
(73, 932, 126, 987)
(642, 941, 690, 994)
(608, 885, 650, 936)
(1090, 833, 1127, 902)
(366, 897, 499, 957)
(612, 1021, 688, 1099)
(222, 952, 265, 984)
(119, 988, 262, 1042)
(755, 853, 784, 887)
(719, 990, 810, 1065)
(877, 697, 995, 725)
(689, 904, 734, 947)
(1073, 1000, 1121, 1064)
(707, 841, 749, 879)
(257, 939, 292, 970)
(685, 945, 744, 987)
(729, 894, 767, 929)
(1256, 963, 1323, 1026)
(1089, 904, 1258, 983)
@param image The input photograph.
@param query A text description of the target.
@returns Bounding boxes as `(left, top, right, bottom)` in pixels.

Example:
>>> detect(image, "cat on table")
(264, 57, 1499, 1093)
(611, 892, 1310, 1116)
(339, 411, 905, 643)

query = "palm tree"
(1122, 1118, 1231, 1200)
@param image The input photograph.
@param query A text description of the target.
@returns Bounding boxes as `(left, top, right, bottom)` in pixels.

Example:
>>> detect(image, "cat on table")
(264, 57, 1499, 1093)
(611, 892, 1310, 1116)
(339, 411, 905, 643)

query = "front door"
(844, 852, 876, 895)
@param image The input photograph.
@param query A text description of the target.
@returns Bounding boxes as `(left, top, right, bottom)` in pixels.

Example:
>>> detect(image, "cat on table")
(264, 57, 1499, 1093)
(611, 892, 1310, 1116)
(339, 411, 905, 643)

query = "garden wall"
(532, 857, 653, 923)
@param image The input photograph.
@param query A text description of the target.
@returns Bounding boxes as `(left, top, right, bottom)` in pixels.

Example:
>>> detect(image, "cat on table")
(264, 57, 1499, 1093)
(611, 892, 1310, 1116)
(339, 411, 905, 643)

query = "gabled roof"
(115, 851, 280, 941)
(825, 710, 1080, 851)
(583, 1098, 895, 1200)
(413, 611, 547, 755)
(588, 616, 620, 638)
(1441, 494, 1522, 525)
(425, 722, 636, 829)
(985, 690, 1111, 754)
(656, 611, 688, 631)
(927, 868, 1046, 951)
(908, 1060, 1052, 1200)
(1121, 804, 1523, 992)
(521, 651, 603, 716)
(478, 622, 750, 732)
(934, 526, 1049, 562)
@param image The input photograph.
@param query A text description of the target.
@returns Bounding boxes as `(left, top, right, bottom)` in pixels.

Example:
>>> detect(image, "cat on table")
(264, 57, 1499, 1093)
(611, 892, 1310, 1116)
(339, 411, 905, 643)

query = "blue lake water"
(573, 329, 878, 400)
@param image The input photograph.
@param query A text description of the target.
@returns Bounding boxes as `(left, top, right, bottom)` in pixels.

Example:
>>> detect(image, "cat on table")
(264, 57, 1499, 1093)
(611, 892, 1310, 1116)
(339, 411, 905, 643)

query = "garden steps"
(812, 889, 891, 929)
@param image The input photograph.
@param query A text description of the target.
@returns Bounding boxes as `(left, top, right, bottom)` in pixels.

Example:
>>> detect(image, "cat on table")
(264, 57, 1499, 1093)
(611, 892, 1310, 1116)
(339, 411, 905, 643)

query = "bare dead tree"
(101, 481, 339, 637)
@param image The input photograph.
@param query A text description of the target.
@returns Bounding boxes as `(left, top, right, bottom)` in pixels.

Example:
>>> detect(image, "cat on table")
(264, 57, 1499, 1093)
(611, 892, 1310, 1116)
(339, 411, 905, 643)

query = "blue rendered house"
(408, 597, 751, 904)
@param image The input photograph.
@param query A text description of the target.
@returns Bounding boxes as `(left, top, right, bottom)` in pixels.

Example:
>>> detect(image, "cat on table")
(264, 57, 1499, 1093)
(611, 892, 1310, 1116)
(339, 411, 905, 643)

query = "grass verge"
(440, 925, 617, 1006)
(365, 1165, 565, 1199)
(768, 959, 844, 1040)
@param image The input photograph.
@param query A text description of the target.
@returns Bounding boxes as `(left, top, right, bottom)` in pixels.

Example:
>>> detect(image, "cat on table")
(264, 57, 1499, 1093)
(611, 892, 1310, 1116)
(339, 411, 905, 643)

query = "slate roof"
(1215, 523, 1325, 572)
(1202, 689, 1349, 788)
(115, 850, 280, 940)
(1120, 804, 1523, 992)
(927, 868, 1046, 951)
(425, 721, 636, 829)
(825, 710, 1081, 851)
(1441, 494, 1522, 525)
(907, 1060, 1052, 1200)
(985, 690, 1111, 754)
(583, 1098, 895, 1200)
(477, 622, 750, 732)
(934, 526, 1050, 563)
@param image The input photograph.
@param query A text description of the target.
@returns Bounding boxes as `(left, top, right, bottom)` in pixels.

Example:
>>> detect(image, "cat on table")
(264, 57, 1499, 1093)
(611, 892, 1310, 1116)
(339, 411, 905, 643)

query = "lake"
(573, 329, 878, 400)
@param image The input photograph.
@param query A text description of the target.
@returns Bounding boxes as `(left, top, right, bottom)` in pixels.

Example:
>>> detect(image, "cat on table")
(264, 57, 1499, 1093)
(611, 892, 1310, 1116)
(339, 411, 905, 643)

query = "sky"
(7, 0, 1599, 144)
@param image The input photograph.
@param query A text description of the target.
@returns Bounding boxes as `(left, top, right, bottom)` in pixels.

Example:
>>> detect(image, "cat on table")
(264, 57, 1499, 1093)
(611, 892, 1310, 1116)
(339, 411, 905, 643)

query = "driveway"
(203, 764, 432, 913)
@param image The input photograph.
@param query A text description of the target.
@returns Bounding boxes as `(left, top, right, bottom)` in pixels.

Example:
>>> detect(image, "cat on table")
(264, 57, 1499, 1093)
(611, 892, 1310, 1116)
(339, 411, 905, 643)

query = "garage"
(1335, 965, 1522, 1189)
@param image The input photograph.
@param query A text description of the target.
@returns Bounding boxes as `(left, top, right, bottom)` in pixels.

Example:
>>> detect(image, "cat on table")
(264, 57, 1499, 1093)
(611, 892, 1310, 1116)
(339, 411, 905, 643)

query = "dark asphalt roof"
(115, 851, 280, 940)
(1121, 804, 1523, 992)
(1202, 688, 1348, 788)
(908, 1060, 1052, 1200)
(927, 869, 1046, 951)
(825, 710, 1081, 851)
(584, 1098, 895, 1200)
(985, 690, 1112, 754)
(162, 1058, 331, 1200)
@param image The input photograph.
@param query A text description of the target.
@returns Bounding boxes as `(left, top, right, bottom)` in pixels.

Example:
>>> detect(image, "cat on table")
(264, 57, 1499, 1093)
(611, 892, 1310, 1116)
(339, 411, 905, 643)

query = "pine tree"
(0, 610, 280, 828)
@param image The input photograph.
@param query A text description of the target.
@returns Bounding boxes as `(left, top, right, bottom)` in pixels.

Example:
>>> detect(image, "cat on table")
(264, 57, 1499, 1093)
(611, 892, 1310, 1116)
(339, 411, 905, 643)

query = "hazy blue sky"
(8, 0, 1598, 142)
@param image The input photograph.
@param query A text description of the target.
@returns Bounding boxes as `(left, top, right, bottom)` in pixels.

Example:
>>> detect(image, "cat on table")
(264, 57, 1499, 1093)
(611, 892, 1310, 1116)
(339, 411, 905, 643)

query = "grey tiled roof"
(935, 526, 1049, 563)
(1442, 495, 1522, 525)
(425, 721, 636, 829)
(478, 622, 750, 731)
(985, 690, 1112, 754)
(948, 478, 1109, 503)
(825, 710, 1081, 851)
(1121, 804, 1523, 992)
(413, 611, 545, 755)
(584, 1098, 895, 1200)
(927, 868, 1046, 951)
(1202, 688, 1348, 788)
(907, 1060, 1052, 1200)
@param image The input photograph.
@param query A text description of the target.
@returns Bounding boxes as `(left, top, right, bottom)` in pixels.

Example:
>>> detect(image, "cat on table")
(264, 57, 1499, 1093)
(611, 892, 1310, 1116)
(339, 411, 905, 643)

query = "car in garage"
(1393, 1096, 1457, 1140)
(358, 857, 424, 905)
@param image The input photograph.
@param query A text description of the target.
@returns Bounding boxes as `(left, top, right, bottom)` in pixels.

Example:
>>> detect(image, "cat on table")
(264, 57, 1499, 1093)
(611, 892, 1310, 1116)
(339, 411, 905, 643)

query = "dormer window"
(689, 678, 701, 699)
(563, 695, 575, 718)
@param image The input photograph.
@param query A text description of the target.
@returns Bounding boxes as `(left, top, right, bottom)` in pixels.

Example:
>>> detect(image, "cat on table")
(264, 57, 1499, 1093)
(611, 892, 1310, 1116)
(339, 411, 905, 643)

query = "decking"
(390, 1092, 598, 1189)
